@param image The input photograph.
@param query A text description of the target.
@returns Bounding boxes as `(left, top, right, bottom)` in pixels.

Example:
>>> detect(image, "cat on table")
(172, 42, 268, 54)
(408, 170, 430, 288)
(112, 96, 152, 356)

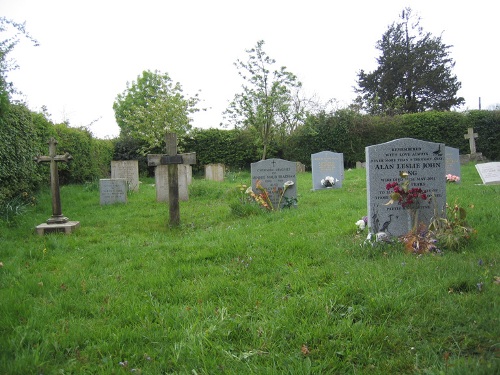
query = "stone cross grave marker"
(366, 138, 446, 237)
(464, 127, 478, 154)
(33, 137, 80, 234)
(147, 133, 196, 226)
(250, 158, 297, 209)
(311, 151, 344, 190)
(475, 162, 500, 185)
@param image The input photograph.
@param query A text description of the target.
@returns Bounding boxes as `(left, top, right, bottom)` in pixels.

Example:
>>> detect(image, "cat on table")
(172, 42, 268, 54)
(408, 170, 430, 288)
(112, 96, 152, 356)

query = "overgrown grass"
(0, 164, 498, 374)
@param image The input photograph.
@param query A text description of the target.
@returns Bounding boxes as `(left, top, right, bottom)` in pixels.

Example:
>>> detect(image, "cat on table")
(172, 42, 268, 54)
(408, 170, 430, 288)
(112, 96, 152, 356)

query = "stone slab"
(445, 146, 461, 183)
(205, 163, 225, 181)
(36, 221, 80, 235)
(475, 162, 500, 185)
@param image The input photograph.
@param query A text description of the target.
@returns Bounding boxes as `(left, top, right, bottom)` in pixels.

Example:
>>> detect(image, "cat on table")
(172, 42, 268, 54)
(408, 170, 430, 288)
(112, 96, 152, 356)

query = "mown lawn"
(0, 164, 498, 374)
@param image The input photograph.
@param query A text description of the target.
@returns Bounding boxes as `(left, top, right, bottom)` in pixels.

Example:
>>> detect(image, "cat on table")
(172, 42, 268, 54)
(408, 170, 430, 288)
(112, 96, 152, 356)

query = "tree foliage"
(224, 40, 303, 160)
(0, 17, 38, 113)
(113, 70, 202, 154)
(355, 8, 464, 115)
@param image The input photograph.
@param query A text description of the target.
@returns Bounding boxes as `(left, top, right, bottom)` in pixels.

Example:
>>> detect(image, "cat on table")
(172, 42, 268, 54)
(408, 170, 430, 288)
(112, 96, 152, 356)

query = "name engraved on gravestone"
(311, 151, 344, 190)
(366, 138, 446, 237)
(475, 162, 500, 185)
(100, 179, 128, 205)
(111, 160, 139, 191)
(251, 158, 297, 209)
(445, 146, 461, 183)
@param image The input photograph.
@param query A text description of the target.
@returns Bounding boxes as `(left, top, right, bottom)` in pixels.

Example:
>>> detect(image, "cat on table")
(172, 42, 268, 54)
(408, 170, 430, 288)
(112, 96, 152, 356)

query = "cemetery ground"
(0, 164, 499, 374)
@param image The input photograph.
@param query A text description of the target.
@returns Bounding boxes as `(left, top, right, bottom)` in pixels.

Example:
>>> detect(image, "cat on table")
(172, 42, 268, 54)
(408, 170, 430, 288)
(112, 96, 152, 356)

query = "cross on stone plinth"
(34, 137, 72, 224)
(464, 127, 478, 154)
(147, 133, 196, 226)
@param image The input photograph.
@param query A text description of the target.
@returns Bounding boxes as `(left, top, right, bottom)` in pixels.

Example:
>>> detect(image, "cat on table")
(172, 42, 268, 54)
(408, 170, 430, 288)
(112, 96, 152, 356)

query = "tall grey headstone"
(100, 179, 128, 205)
(366, 138, 446, 237)
(445, 146, 461, 183)
(475, 162, 500, 185)
(155, 164, 189, 202)
(251, 158, 297, 209)
(111, 160, 139, 191)
(311, 151, 344, 190)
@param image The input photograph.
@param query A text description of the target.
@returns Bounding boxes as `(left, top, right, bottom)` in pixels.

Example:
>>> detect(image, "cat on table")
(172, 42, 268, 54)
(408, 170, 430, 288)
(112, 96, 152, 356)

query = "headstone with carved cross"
(33, 137, 80, 235)
(147, 133, 196, 226)
(463, 127, 484, 162)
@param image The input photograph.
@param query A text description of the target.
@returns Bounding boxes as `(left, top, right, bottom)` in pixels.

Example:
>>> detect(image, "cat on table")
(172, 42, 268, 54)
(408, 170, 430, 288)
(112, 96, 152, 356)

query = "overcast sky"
(2, 0, 499, 139)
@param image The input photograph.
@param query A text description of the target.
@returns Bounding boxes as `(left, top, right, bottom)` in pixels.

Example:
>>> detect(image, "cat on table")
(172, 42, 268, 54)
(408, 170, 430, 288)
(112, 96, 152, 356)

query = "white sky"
(2, 0, 499, 139)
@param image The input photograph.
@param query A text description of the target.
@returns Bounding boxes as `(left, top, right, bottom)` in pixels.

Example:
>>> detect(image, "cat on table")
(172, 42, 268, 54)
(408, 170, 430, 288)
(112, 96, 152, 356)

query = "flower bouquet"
(446, 174, 460, 183)
(321, 176, 338, 188)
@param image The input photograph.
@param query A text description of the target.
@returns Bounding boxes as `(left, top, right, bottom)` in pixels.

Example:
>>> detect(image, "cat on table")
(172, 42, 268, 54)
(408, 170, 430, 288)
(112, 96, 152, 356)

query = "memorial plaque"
(366, 138, 446, 237)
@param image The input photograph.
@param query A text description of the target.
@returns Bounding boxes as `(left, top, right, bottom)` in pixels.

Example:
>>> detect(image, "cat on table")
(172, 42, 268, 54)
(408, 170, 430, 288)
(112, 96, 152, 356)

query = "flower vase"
(407, 208, 419, 233)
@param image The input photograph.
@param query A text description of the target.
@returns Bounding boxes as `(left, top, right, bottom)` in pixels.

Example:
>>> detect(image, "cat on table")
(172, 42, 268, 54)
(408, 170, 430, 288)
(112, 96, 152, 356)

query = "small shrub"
(0, 192, 36, 225)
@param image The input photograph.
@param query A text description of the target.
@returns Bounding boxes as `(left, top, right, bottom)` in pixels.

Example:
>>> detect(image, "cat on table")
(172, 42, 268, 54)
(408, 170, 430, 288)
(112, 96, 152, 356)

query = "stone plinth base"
(35, 221, 80, 235)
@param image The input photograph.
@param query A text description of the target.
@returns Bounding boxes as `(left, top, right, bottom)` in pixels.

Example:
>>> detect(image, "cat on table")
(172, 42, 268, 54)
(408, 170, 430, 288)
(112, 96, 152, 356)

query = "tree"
(224, 40, 303, 160)
(113, 70, 202, 154)
(0, 17, 38, 113)
(354, 8, 464, 115)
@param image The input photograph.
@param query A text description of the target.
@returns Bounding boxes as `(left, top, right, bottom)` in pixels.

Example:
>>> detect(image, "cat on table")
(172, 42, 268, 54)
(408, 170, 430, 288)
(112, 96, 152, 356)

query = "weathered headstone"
(445, 146, 461, 183)
(475, 162, 500, 185)
(356, 161, 366, 169)
(99, 179, 128, 205)
(205, 163, 225, 181)
(111, 160, 139, 191)
(33, 137, 79, 235)
(311, 151, 344, 190)
(147, 133, 196, 226)
(296, 162, 306, 173)
(155, 164, 189, 202)
(250, 158, 297, 209)
(366, 138, 446, 237)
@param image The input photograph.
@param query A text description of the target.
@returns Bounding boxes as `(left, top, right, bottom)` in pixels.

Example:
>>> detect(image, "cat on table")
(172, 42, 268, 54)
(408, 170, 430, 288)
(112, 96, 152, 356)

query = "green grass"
(0, 164, 499, 374)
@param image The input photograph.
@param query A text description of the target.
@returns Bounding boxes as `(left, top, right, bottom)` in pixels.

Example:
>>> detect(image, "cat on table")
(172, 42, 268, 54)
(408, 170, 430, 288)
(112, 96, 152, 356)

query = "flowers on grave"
(246, 180, 295, 211)
(321, 176, 338, 187)
(446, 174, 460, 183)
(385, 171, 428, 209)
(355, 216, 368, 233)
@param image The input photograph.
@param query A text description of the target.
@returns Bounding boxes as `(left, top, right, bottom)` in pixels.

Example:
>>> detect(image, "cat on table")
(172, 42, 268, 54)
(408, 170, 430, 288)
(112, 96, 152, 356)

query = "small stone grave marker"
(475, 162, 500, 185)
(250, 158, 297, 209)
(100, 179, 128, 205)
(445, 146, 461, 183)
(205, 163, 225, 181)
(111, 160, 139, 191)
(366, 138, 446, 237)
(311, 151, 344, 190)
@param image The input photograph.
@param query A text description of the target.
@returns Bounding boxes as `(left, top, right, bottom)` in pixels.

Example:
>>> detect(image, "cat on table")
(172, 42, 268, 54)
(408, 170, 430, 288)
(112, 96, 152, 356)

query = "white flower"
(245, 186, 253, 194)
(355, 220, 366, 230)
